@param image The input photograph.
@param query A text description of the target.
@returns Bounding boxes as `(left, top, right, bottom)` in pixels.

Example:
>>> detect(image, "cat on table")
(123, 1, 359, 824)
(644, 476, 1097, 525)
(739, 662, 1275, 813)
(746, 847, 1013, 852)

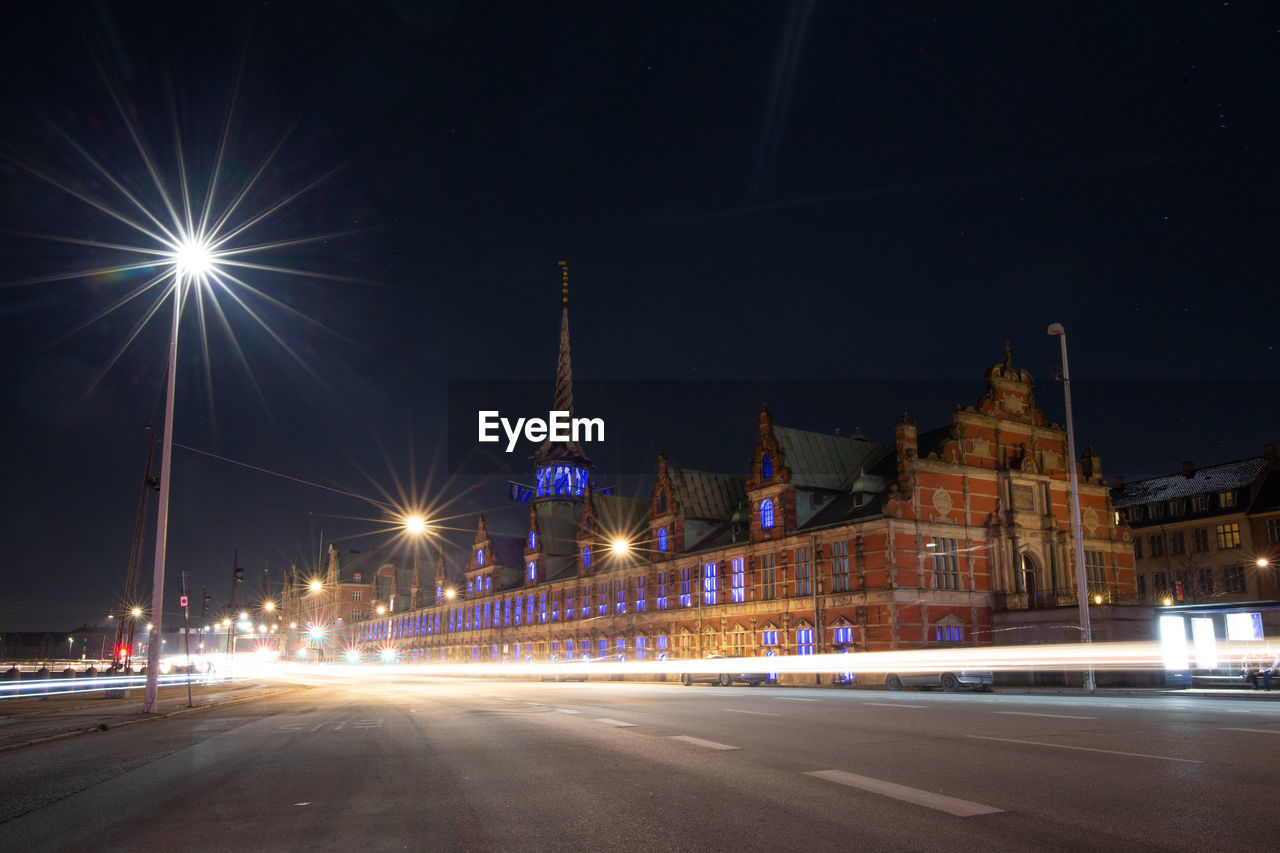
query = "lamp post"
(1047, 323, 1095, 693)
(143, 244, 214, 713)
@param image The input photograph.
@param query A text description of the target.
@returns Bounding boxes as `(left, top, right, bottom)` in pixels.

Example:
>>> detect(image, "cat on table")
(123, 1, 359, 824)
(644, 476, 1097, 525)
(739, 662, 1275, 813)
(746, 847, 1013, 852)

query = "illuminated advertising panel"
(1225, 611, 1264, 642)
(1159, 615, 1189, 671)
(1190, 618, 1218, 669)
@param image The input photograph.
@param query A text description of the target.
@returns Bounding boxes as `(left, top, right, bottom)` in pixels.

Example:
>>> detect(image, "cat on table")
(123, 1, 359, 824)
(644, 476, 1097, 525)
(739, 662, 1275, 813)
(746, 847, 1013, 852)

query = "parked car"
(679, 654, 768, 687)
(884, 670, 994, 692)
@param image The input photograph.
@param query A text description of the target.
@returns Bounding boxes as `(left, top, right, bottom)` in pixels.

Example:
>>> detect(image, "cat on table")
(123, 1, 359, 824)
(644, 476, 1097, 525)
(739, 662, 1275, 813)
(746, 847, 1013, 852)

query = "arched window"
(760, 498, 775, 529)
(529, 530, 537, 549)
(476, 549, 484, 566)
(583, 546, 592, 568)
(762, 453, 773, 479)
(658, 527, 668, 551)
(527, 561, 537, 581)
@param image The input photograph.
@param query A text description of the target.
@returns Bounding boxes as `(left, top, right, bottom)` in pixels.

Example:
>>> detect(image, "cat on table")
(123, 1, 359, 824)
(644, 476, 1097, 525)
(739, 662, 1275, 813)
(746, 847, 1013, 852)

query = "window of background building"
(1085, 550, 1107, 585)
(831, 541, 850, 592)
(794, 547, 811, 596)
(1170, 530, 1186, 555)
(1169, 499, 1186, 517)
(1128, 506, 1143, 523)
(931, 538, 960, 590)
(1216, 522, 1241, 550)
(761, 498, 775, 529)
(731, 558, 745, 603)
(1148, 503, 1163, 520)
(1148, 534, 1164, 558)
(1134, 538, 1143, 559)
(1137, 575, 1147, 598)
(1191, 495, 1209, 513)
(1219, 490, 1236, 509)
(1223, 564, 1245, 593)
(935, 624, 962, 643)
(1267, 518, 1280, 545)
(352, 590, 362, 601)
(1197, 567, 1214, 597)
(1192, 528, 1209, 552)
(351, 608, 362, 620)
(761, 554, 776, 600)
(1152, 572, 1168, 594)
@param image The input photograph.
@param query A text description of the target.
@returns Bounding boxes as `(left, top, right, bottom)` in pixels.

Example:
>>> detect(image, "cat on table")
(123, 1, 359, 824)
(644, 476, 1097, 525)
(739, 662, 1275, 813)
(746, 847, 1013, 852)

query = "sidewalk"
(0, 679, 297, 752)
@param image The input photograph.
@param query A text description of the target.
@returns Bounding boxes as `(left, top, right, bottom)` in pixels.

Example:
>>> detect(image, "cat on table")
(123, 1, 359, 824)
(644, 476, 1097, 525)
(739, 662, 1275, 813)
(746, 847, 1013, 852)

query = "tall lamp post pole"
(1047, 323, 1095, 694)
(143, 280, 183, 713)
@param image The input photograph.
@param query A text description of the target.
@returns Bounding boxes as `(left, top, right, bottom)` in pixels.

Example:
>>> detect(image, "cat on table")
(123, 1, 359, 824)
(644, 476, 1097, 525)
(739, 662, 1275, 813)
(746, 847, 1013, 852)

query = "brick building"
(347, 300, 1136, 678)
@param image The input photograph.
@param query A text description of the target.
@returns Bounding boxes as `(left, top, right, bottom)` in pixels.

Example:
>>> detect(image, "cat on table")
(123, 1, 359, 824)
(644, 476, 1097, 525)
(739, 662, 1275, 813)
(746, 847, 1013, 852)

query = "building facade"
(1111, 446, 1280, 605)
(345, 302, 1136, 679)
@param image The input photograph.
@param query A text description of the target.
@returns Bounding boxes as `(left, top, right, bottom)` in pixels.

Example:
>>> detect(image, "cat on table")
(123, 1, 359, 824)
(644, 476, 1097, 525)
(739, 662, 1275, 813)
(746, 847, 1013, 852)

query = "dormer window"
(761, 498, 775, 529)
(762, 454, 773, 479)
(1148, 503, 1163, 520)
(352, 572, 362, 583)
(1218, 490, 1236, 509)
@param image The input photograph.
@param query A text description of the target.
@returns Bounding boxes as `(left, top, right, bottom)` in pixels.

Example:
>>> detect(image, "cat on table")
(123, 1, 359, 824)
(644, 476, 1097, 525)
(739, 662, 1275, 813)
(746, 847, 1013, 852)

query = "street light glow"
(309, 579, 323, 593)
(170, 235, 215, 278)
(404, 514, 428, 534)
(611, 538, 630, 554)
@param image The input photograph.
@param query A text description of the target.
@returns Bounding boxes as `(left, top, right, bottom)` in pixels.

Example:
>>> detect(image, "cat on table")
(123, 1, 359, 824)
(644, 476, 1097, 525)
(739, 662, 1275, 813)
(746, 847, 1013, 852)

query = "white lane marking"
(807, 770, 1002, 817)
(966, 735, 1202, 763)
(863, 702, 926, 709)
(497, 698, 518, 702)
(723, 708, 779, 717)
(988, 706, 1100, 712)
(525, 702, 544, 706)
(1220, 727, 1280, 735)
(293, 802, 311, 806)
(671, 735, 739, 750)
(333, 721, 346, 730)
(774, 697, 819, 702)
(558, 709, 582, 714)
(595, 718, 636, 727)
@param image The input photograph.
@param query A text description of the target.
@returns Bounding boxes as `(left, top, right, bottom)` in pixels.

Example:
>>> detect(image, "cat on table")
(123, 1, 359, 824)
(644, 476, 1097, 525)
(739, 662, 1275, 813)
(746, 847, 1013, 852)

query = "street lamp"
(1048, 323, 1095, 693)
(143, 239, 216, 713)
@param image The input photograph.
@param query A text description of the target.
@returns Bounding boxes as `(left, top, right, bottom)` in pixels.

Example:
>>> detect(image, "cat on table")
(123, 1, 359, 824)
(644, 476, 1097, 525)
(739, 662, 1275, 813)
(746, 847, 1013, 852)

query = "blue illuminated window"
(529, 530, 537, 549)
(762, 453, 773, 479)
(658, 527, 668, 551)
(657, 635, 668, 650)
(526, 595, 533, 623)
(679, 568, 691, 608)
(436, 584, 442, 601)
(702, 563, 718, 605)
(528, 561, 537, 582)
(484, 576, 491, 591)
(552, 594, 560, 621)
(483, 602, 491, 628)
(796, 628, 814, 655)
(466, 579, 473, 595)
(636, 637, 646, 661)
(834, 627, 853, 644)
(476, 549, 484, 566)
(761, 499, 775, 529)
(731, 558, 745, 603)
(615, 579, 626, 613)
(935, 625, 962, 643)
(598, 639, 607, 657)
(566, 639, 574, 659)
(762, 629, 778, 646)
(636, 575, 646, 612)
(582, 546, 591, 568)
(514, 597, 521, 625)
(539, 593, 547, 622)
(657, 572, 668, 610)
(504, 598, 511, 627)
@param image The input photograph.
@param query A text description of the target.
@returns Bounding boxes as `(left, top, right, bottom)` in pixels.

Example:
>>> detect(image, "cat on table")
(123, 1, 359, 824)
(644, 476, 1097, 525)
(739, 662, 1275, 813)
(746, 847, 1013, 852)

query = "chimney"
(1264, 442, 1277, 461)
(895, 412, 918, 482)
(1113, 475, 1125, 487)
(1181, 460, 1194, 477)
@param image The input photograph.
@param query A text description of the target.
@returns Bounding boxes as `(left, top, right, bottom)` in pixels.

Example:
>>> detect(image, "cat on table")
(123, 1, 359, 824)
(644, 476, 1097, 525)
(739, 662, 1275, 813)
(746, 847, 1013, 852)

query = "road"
(1, 674, 1277, 852)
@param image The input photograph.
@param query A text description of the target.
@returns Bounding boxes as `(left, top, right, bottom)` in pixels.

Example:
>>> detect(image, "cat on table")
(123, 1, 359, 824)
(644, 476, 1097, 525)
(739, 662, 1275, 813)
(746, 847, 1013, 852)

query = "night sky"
(2, 1, 1277, 633)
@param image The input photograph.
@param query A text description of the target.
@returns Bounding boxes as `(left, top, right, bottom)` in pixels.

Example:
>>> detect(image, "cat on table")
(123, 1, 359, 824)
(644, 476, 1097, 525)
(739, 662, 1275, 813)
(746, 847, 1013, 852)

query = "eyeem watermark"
(478, 411, 605, 452)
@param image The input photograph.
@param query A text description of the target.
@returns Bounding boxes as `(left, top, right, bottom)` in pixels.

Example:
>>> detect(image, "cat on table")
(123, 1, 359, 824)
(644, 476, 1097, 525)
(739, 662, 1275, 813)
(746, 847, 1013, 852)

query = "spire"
(554, 261, 574, 416)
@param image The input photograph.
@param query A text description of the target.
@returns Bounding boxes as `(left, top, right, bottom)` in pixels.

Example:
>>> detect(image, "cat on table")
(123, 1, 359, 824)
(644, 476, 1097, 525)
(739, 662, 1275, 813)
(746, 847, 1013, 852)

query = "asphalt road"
(1, 675, 1277, 852)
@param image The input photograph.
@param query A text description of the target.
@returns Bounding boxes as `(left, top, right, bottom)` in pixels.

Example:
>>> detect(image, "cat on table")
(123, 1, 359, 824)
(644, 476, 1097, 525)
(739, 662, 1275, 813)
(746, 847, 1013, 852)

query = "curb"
(0, 685, 303, 754)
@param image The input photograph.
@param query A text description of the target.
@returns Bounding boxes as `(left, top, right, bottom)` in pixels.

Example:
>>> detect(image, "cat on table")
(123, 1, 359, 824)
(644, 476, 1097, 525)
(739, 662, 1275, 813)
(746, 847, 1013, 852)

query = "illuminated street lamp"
(1048, 323, 1094, 694)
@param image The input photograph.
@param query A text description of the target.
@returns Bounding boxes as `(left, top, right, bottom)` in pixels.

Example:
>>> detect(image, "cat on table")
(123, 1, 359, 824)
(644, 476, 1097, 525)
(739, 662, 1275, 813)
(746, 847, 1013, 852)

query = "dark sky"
(1, 1, 1277, 633)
